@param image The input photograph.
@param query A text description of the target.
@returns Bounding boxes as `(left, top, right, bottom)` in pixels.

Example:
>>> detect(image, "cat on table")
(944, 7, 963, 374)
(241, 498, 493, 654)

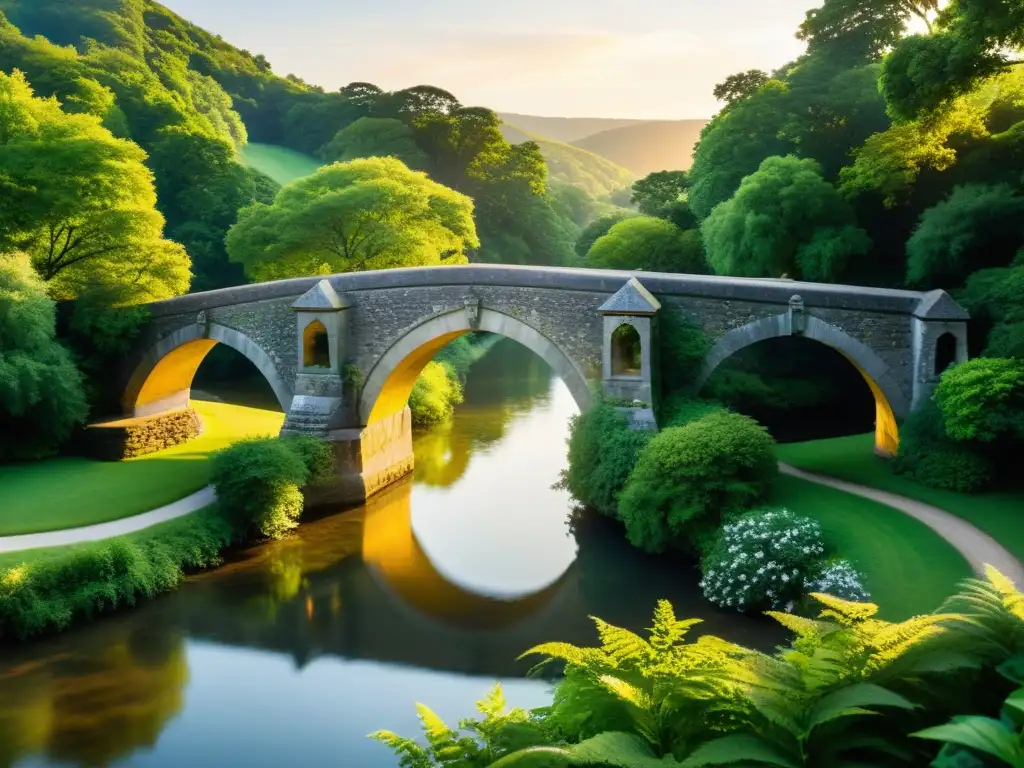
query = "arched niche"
(302, 319, 331, 369)
(610, 323, 642, 376)
(934, 332, 958, 376)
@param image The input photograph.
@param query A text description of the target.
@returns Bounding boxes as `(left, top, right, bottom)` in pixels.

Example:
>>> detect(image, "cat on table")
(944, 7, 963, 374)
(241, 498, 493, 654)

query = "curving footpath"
(781, 463, 1024, 586)
(0, 486, 216, 555)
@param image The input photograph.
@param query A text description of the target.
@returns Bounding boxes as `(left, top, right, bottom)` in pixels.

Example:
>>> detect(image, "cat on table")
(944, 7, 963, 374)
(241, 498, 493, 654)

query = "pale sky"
(161, 0, 815, 119)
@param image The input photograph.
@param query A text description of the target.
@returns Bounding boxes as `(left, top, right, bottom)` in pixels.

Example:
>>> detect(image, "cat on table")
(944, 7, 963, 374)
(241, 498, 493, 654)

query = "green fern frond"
(765, 611, 832, 637)
(593, 617, 654, 666)
(477, 683, 509, 720)
(490, 730, 679, 768)
(416, 702, 461, 751)
(984, 565, 1024, 620)
(597, 674, 657, 710)
(367, 729, 434, 767)
(649, 600, 703, 651)
(519, 642, 606, 668)
(810, 593, 879, 624)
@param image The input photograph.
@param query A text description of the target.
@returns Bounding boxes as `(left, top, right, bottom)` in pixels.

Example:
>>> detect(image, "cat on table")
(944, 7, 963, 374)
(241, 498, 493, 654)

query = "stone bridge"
(117, 265, 970, 506)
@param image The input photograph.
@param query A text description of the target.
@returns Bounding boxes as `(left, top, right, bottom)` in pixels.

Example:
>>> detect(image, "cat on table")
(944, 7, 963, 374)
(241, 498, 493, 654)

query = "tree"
(575, 211, 637, 259)
(0, 70, 190, 303)
(713, 70, 769, 105)
(797, 0, 940, 63)
(225, 156, 479, 280)
(701, 155, 871, 281)
(906, 183, 1024, 288)
(586, 217, 708, 274)
(0, 253, 88, 460)
(630, 171, 689, 216)
(320, 116, 429, 169)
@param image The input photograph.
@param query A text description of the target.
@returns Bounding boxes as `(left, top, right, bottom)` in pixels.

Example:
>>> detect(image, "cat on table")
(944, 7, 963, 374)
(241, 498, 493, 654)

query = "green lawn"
(239, 142, 322, 186)
(777, 433, 1024, 565)
(769, 474, 973, 621)
(0, 400, 284, 537)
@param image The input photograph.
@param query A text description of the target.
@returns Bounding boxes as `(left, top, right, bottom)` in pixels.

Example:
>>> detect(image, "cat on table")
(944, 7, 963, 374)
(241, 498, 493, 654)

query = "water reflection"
(0, 339, 786, 768)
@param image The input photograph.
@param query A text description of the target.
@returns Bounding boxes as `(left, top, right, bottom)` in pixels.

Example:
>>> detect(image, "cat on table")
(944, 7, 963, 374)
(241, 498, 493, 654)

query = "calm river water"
(0, 339, 783, 768)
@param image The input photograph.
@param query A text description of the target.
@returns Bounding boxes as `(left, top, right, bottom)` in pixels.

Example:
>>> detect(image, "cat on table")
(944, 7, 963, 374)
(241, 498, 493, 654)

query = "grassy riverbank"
(777, 433, 1024, 564)
(0, 401, 285, 537)
(768, 474, 972, 620)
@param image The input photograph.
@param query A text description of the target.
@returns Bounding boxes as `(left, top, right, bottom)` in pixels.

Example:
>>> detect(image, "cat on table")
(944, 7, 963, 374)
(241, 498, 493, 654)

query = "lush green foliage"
(410, 361, 465, 427)
(376, 568, 1024, 767)
(226, 156, 479, 280)
(586, 217, 707, 274)
(892, 399, 995, 492)
(0, 509, 233, 640)
(210, 435, 334, 540)
(618, 412, 778, 555)
(701, 155, 871, 281)
(559, 404, 655, 518)
(320, 116, 429, 169)
(0, 70, 190, 302)
(934, 358, 1024, 443)
(906, 183, 1024, 288)
(575, 211, 638, 259)
(0, 253, 87, 460)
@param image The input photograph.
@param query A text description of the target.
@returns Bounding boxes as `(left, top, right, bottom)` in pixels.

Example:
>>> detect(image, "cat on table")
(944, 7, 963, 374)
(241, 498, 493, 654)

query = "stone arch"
(359, 307, 593, 425)
(124, 323, 293, 418)
(694, 313, 909, 456)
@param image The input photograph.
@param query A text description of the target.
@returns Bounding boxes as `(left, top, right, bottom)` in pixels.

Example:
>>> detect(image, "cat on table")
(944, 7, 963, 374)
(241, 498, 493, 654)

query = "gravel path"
(780, 463, 1024, 586)
(0, 486, 216, 554)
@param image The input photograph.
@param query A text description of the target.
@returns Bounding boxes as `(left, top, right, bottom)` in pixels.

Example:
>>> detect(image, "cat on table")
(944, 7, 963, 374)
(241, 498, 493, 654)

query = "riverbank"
(777, 433, 1024, 564)
(0, 400, 284, 537)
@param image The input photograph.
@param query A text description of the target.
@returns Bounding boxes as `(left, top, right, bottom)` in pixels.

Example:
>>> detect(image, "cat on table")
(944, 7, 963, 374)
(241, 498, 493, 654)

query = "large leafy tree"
(320, 116, 428, 169)
(0, 70, 190, 303)
(226, 156, 479, 280)
(797, 0, 940, 63)
(585, 217, 708, 274)
(905, 183, 1024, 287)
(630, 170, 695, 229)
(713, 70, 769, 106)
(701, 155, 871, 281)
(0, 252, 88, 460)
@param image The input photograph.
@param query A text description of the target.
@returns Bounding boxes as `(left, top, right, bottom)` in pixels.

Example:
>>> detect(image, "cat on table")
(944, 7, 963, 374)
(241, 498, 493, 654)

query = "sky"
(160, 0, 816, 120)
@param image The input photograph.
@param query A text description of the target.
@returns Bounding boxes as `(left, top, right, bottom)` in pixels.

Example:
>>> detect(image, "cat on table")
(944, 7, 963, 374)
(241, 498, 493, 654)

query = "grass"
(0, 400, 284, 537)
(777, 433, 1024, 565)
(239, 142, 323, 186)
(769, 474, 973, 621)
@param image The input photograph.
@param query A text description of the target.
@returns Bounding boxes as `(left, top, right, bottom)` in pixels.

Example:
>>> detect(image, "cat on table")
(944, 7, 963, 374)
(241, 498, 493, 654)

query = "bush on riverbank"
(618, 411, 778, 555)
(699, 507, 869, 612)
(0, 511, 233, 640)
(211, 435, 334, 540)
(374, 567, 1024, 767)
(409, 361, 464, 426)
(893, 400, 994, 492)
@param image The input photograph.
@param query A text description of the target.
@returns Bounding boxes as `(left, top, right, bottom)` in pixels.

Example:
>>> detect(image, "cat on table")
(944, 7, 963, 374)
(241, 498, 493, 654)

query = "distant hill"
(497, 113, 647, 143)
(572, 120, 709, 177)
(498, 124, 634, 199)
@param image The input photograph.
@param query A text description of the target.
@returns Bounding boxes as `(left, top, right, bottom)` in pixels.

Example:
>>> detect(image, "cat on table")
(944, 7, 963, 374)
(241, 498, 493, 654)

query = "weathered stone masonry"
(117, 265, 970, 507)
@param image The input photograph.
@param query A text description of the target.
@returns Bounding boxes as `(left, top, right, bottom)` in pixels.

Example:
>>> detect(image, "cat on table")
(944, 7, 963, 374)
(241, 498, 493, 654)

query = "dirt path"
(780, 463, 1024, 586)
(0, 486, 215, 555)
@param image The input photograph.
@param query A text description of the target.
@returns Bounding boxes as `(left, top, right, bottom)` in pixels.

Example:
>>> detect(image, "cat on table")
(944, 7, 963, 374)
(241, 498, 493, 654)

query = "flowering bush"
(699, 508, 869, 612)
(805, 559, 871, 603)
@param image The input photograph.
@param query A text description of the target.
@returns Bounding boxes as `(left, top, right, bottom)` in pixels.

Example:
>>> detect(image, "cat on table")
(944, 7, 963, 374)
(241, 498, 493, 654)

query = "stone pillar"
(910, 290, 970, 410)
(598, 277, 660, 430)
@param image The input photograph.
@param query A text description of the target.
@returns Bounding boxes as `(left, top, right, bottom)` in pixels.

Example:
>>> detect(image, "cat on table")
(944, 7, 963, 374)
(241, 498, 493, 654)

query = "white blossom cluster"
(805, 559, 871, 603)
(699, 508, 867, 612)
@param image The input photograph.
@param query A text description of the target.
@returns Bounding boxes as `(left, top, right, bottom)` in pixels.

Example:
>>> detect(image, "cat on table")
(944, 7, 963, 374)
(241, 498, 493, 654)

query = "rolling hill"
(498, 124, 635, 199)
(572, 120, 709, 176)
(496, 113, 647, 144)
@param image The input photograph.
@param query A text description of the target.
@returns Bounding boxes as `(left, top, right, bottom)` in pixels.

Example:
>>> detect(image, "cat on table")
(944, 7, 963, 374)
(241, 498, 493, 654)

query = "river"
(0, 339, 784, 768)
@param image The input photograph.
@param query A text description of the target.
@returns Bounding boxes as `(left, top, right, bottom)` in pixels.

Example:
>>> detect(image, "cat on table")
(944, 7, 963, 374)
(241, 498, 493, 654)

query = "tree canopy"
(0, 70, 190, 303)
(701, 155, 871, 281)
(586, 217, 708, 274)
(320, 116, 428, 169)
(0, 252, 88, 460)
(226, 156, 479, 280)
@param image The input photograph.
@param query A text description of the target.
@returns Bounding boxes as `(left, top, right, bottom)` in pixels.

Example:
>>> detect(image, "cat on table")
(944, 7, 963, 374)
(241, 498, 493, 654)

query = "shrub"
(560, 403, 653, 517)
(0, 511, 233, 640)
(618, 411, 777, 554)
(409, 360, 464, 426)
(210, 436, 334, 540)
(804, 559, 871, 604)
(657, 310, 711, 394)
(934, 357, 1024, 443)
(699, 509, 828, 611)
(893, 400, 994, 492)
(660, 393, 727, 428)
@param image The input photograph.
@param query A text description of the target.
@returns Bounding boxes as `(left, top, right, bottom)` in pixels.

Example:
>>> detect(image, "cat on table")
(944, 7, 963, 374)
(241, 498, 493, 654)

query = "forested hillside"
(572, 120, 708, 176)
